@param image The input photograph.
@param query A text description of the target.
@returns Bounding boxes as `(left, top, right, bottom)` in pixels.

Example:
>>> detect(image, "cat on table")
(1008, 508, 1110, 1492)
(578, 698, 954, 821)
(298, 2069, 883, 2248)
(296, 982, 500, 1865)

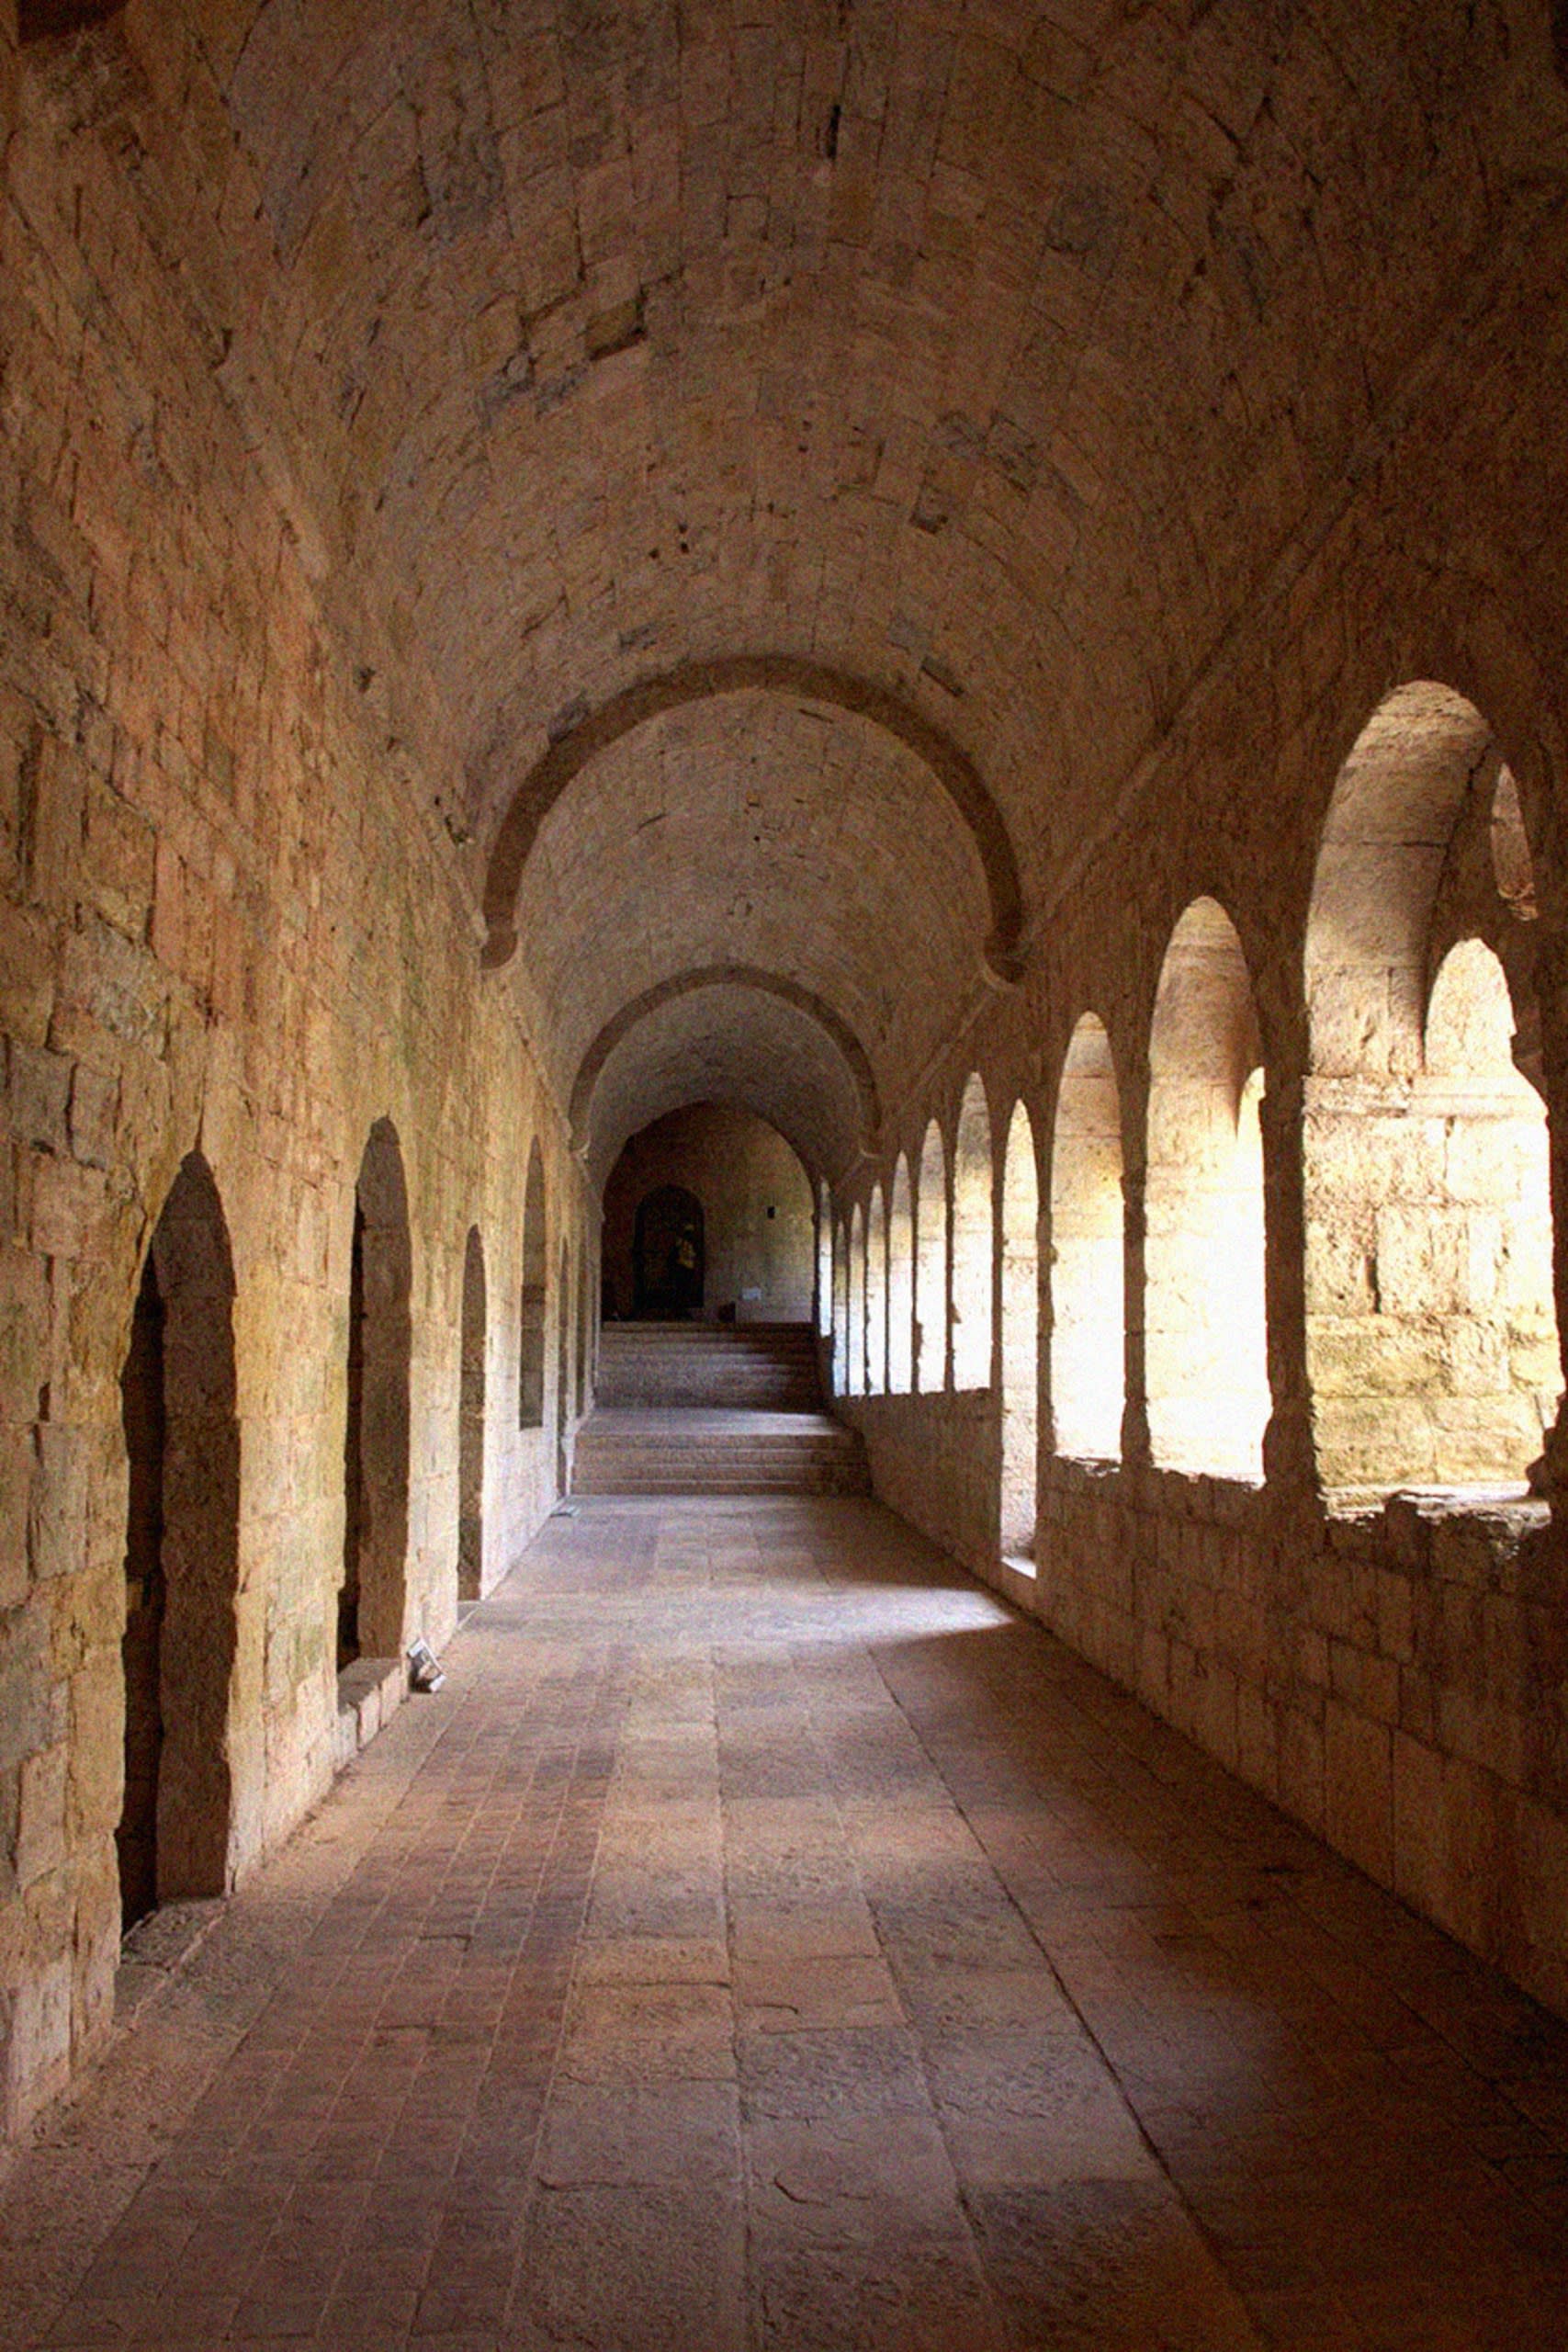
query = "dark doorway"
(117, 1151, 240, 1931)
(633, 1185, 705, 1317)
(458, 1226, 486, 1600)
(340, 1120, 412, 1668)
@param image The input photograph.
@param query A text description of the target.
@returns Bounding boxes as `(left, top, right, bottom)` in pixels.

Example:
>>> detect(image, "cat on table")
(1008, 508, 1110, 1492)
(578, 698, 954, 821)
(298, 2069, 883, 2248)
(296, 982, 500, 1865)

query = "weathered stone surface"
(3, 0, 1568, 2197)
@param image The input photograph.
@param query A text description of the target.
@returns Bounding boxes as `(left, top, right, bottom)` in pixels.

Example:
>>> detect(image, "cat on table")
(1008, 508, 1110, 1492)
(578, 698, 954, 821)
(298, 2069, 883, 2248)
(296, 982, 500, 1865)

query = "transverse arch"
(483, 658, 1025, 985)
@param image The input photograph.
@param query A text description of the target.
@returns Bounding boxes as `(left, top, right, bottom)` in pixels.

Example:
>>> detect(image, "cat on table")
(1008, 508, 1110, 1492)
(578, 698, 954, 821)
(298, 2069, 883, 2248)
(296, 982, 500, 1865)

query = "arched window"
(118, 1152, 241, 1928)
(849, 1203, 866, 1396)
(887, 1156, 914, 1395)
(1305, 684, 1562, 1489)
(999, 1102, 1040, 1559)
(866, 1186, 887, 1395)
(915, 1119, 948, 1393)
(342, 1119, 412, 1666)
(458, 1227, 486, 1601)
(1050, 1015, 1125, 1462)
(518, 1140, 547, 1429)
(952, 1076, 994, 1390)
(817, 1181, 834, 1336)
(1145, 900, 1269, 1479)
(832, 1217, 850, 1395)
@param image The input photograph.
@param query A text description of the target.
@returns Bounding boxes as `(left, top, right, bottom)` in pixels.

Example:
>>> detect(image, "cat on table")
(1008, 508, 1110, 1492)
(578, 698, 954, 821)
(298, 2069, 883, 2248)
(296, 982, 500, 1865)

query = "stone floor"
(6, 1496, 1568, 2350)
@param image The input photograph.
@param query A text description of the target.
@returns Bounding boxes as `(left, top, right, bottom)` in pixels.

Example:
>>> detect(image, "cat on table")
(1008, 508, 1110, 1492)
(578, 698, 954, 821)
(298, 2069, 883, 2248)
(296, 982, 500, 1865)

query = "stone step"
(597, 1319, 824, 1411)
(572, 1406, 866, 1497)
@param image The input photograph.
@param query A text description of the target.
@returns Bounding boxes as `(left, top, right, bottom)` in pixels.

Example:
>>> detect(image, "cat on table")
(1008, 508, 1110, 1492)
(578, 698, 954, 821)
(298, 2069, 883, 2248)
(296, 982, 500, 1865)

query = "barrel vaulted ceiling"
(129, 0, 1566, 1173)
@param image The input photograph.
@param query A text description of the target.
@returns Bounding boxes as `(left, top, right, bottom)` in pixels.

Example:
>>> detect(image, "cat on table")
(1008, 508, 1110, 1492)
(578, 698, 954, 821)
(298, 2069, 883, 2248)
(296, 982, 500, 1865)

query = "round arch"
(481, 655, 1025, 984)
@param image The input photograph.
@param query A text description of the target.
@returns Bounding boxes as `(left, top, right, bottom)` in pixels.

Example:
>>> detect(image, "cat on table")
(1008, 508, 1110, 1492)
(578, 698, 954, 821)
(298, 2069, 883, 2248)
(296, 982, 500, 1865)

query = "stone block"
(4, 1951, 71, 2133)
(1324, 1698, 1392, 1885)
(1392, 1730, 1447, 1923)
(15, 1739, 65, 1886)
(68, 1063, 118, 1167)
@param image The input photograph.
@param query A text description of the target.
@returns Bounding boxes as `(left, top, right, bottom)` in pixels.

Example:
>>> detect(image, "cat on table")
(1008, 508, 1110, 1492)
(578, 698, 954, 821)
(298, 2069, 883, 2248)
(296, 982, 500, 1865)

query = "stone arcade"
(6, 3, 1568, 2345)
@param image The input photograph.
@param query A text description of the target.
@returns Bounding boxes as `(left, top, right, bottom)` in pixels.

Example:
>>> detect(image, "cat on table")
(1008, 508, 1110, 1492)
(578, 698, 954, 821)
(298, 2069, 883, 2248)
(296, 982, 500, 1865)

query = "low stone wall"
(847, 1392, 1000, 1589)
(1039, 1463, 1568, 2018)
(843, 1389, 1568, 2021)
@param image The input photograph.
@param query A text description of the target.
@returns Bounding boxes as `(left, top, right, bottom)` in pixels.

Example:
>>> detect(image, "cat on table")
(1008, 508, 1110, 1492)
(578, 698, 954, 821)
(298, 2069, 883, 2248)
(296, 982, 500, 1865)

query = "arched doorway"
(118, 1151, 241, 1930)
(633, 1184, 705, 1317)
(458, 1226, 486, 1601)
(340, 1120, 412, 1669)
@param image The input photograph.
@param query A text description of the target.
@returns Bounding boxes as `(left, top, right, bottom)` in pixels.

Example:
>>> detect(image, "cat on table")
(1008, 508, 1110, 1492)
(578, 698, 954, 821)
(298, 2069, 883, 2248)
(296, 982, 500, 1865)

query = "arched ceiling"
(581, 982, 866, 1187)
(513, 688, 990, 1118)
(570, 964, 880, 1151)
(479, 654, 1023, 979)
(145, 0, 1563, 1177)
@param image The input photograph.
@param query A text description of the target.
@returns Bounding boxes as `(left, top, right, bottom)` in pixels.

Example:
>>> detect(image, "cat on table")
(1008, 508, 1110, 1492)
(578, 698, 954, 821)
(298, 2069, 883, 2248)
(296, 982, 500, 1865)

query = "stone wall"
(0, 15, 585, 2140)
(833, 192, 1568, 2028)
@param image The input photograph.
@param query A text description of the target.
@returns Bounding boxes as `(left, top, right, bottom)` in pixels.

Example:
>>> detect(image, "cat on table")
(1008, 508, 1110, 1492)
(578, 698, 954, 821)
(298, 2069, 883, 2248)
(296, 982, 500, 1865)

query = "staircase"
(596, 1320, 822, 1409)
(574, 1321, 867, 1497)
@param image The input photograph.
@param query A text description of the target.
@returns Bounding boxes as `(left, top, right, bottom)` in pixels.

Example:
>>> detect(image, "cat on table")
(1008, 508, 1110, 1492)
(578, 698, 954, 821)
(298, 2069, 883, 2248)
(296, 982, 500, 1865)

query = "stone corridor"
(5, 1497, 1568, 2352)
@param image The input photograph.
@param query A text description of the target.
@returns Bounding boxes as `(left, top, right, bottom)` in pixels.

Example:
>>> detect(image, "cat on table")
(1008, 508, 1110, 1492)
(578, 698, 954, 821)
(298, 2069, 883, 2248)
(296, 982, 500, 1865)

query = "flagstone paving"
(5, 1495, 1568, 2349)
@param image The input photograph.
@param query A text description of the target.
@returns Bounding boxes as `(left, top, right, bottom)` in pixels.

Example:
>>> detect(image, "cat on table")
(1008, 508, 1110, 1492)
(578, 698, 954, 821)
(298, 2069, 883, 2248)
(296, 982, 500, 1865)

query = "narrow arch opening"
(866, 1186, 887, 1396)
(848, 1203, 867, 1397)
(458, 1227, 486, 1602)
(518, 1141, 547, 1430)
(556, 1241, 575, 1492)
(1305, 684, 1562, 1491)
(832, 1218, 850, 1395)
(952, 1076, 994, 1390)
(1146, 901, 1269, 1480)
(1050, 1015, 1125, 1462)
(817, 1182, 833, 1338)
(888, 1157, 914, 1395)
(117, 1151, 240, 1929)
(340, 1120, 412, 1668)
(916, 1120, 948, 1394)
(1000, 1102, 1041, 1560)
(1491, 765, 1538, 921)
